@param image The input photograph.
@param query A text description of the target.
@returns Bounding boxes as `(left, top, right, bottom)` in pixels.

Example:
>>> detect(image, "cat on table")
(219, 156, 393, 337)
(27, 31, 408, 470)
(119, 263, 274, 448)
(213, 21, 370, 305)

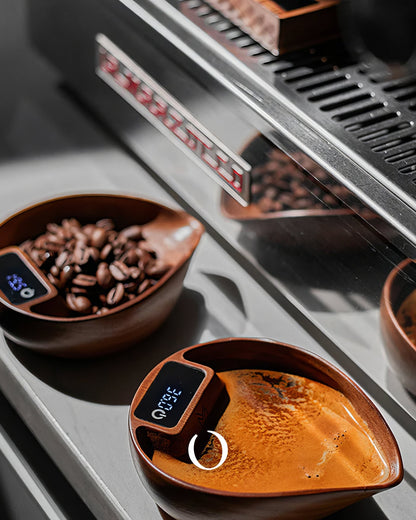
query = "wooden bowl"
(0, 194, 203, 357)
(221, 136, 392, 251)
(380, 258, 416, 395)
(129, 338, 402, 520)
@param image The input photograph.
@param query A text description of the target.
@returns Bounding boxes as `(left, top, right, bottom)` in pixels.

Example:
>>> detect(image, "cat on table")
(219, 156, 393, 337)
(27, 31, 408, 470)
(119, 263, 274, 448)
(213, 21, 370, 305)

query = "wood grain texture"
(0, 194, 204, 357)
(129, 338, 403, 520)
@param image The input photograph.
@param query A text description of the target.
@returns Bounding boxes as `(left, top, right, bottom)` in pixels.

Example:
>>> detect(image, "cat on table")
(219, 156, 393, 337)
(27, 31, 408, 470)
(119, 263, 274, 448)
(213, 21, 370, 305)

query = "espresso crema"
(152, 369, 389, 493)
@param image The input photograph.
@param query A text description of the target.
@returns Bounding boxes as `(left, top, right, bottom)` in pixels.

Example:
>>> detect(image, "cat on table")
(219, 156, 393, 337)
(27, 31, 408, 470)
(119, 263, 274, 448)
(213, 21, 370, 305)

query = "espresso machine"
(0, 1, 415, 519)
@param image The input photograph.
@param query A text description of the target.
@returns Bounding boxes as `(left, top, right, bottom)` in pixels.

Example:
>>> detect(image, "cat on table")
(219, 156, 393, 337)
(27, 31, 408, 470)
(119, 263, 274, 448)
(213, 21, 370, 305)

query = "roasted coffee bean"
(50, 265, 60, 277)
(248, 145, 367, 215)
(138, 279, 152, 294)
(96, 262, 113, 289)
(60, 265, 74, 285)
(72, 274, 97, 287)
(100, 243, 113, 261)
(120, 225, 142, 240)
(106, 283, 125, 306)
(70, 286, 88, 295)
(96, 218, 115, 230)
(91, 227, 107, 248)
(66, 293, 92, 314)
(129, 266, 142, 280)
(109, 260, 130, 281)
(73, 245, 90, 265)
(121, 248, 139, 266)
(21, 217, 166, 316)
(56, 251, 71, 269)
(46, 223, 61, 234)
(47, 273, 61, 288)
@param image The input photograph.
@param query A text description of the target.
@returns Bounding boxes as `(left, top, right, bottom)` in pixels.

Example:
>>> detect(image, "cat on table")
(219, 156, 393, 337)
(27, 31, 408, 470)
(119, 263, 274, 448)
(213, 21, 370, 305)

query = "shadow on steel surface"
(6, 288, 208, 405)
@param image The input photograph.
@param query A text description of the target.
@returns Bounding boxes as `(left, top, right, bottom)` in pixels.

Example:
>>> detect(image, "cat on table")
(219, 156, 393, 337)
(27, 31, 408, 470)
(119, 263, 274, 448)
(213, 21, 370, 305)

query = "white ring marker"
(20, 287, 35, 299)
(188, 430, 228, 471)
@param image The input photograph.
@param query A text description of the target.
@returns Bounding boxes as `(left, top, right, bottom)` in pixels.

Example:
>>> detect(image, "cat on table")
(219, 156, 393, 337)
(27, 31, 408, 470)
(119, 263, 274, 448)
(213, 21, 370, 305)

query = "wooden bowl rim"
(0, 193, 204, 323)
(381, 257, 416, 356)
(129, 337, 403, 498)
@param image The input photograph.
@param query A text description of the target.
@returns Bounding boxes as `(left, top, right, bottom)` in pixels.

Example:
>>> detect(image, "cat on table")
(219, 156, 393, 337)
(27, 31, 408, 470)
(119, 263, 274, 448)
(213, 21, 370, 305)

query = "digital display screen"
(0, 252, 48, 305)
(134, 361, 206, 429)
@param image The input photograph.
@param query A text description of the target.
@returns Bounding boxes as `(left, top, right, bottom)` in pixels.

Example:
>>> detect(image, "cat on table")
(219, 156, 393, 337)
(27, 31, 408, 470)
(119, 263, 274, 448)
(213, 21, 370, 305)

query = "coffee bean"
(50, 265, 60, 277)
(91, 227, 107, 249)
(60, 265, 74, 285)
(121, 248, 139, 266)
(120, 225, 142, 240)
(96, 218, 115, 230)
(100, 243, 113, 261)
(72, 274, 97, 287)
(66, 293, 92, 314)
(109, 261, 130, 281)
(21, 217, 166, 316)
(73, 245, 90, 265)
(138, 279, 152, 294)
(106, 283, 125, 306)
(96, 263, 113, 289)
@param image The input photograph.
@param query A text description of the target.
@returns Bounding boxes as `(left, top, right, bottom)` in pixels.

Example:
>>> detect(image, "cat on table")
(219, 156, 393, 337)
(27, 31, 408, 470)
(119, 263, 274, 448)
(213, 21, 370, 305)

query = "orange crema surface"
(152, 369, 389, 493)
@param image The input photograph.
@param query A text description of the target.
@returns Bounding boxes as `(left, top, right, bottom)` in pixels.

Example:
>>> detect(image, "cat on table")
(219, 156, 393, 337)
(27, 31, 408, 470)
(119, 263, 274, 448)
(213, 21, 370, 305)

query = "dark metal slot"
(284, 64, 334, 83)
(224, 27, 244, 38)
(308, 83, 360, 102)
(344, 112, 398, 132)
(383, 77, 416, 92)
(385, 148, 416, 164)
(395, 89, 416, 102)
(215, 21, 233, 32)
(249, 48, 269, 57)
(259, 55, 280, 65)
(399, 163, 416, 175)
(186, 0, 202, 7)
(371, 134, 416, 153)
(359, 122, 412, 142)
(234, 37, 257, 48)
(321, 93, 373, 112)
(296, 74, 347, 92)
(204, 14, 222, 24)
(196, 5, 212, 16)
(273, 56, 327, 75)
(332, 102, 385, 122)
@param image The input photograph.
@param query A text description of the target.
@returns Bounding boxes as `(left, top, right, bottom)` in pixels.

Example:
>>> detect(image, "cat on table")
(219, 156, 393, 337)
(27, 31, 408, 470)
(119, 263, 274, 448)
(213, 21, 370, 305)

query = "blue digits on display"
(157, 386, 182, 413)
(6, 274, 27, 292)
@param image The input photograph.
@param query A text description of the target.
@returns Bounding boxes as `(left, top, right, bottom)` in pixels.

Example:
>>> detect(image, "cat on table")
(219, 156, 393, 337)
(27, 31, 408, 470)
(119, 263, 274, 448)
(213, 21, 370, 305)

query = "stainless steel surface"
(102, 0, 416, 249)
(27, 0, 416, 426)
(1, 3, 415, 520)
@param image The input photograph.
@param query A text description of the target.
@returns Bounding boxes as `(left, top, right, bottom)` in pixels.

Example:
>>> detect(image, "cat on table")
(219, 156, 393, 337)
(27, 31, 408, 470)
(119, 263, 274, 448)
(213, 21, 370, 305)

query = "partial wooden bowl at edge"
(0, 194, 204, 358)
(380, 258, 416, 395)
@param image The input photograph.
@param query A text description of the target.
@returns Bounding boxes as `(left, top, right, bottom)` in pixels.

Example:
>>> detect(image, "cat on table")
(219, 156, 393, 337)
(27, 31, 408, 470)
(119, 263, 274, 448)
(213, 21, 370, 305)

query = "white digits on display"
(188, 431, 228, 471)
(151, 387, 182, 420)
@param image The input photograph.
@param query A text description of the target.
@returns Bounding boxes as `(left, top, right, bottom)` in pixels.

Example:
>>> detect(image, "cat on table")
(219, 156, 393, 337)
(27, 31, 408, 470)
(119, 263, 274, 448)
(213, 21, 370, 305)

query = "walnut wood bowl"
(380, 258, 416, 395)
(0, 194, 203, 357)
(221, 135, 393, 252)
(129, 338, 402, 520)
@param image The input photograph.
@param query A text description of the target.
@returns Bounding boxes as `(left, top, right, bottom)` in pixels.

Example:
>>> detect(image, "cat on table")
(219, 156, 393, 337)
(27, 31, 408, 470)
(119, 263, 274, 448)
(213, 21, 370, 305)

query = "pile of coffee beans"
(20, 218, 170, 316)
(251, 148, 365, 214)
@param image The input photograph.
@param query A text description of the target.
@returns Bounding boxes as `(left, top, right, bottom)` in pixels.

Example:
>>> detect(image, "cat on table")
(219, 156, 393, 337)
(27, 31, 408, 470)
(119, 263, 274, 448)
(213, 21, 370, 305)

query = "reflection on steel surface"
(96, 34, 251, 205)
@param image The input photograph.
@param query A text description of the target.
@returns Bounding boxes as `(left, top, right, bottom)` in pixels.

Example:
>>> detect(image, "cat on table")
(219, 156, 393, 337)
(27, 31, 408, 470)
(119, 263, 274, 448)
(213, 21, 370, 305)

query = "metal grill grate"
(179, 0, 416, 198)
